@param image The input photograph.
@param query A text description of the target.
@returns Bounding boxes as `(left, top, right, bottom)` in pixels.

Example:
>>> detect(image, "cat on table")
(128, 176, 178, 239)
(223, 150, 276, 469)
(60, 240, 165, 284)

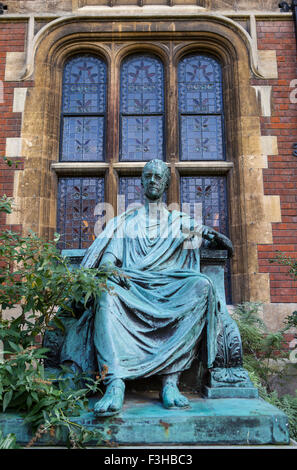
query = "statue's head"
(141, 159, 171, 201)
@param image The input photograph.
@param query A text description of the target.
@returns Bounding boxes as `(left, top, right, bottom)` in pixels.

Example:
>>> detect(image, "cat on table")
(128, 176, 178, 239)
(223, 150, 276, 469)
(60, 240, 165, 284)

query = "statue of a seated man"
(47, 159, 235, 417)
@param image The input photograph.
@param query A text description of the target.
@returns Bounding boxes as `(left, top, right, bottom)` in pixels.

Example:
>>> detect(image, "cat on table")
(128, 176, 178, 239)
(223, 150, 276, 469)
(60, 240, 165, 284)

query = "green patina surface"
(0, 394, 290, 446)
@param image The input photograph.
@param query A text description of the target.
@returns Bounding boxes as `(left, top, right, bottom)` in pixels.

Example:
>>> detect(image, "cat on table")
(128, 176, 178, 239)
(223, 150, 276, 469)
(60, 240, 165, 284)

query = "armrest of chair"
(61, 249, 86, 268)
(200, 249, 228, 308)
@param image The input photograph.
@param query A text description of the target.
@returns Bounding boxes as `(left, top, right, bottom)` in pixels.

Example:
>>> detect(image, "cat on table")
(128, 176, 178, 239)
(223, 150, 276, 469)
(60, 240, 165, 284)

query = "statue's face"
(141, 164, 168, 201)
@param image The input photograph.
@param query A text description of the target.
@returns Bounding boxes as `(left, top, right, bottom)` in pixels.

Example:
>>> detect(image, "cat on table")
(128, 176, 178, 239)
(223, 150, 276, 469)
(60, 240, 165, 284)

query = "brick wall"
(0, 21, 32, 233)
(253, 19, 297, 303)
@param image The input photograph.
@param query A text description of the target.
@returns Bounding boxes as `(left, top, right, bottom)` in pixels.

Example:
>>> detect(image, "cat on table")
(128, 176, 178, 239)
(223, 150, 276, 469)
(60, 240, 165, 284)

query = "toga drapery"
(59, 205, 221, 385)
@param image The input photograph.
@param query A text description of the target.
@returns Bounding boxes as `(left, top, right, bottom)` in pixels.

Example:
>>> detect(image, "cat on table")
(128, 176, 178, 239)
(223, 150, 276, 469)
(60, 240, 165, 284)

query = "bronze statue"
(47, 159, 235, 417)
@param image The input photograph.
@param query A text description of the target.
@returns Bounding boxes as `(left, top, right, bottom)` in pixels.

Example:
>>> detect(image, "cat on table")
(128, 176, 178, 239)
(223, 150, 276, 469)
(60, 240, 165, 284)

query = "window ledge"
(175, 161, 234, 175)
(51, 160, 234, 176)
(51, 162, 109, 175)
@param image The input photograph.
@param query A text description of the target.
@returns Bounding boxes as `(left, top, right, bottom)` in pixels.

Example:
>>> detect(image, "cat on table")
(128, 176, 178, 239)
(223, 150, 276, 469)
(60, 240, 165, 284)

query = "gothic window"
(57, 177, 105, 250)
(120, 54, 165, 161)
(57, 54, 107, 250)
(180, 176, 228, 234)
(178, 54, 224, 161)
(61, 55, 107, 162)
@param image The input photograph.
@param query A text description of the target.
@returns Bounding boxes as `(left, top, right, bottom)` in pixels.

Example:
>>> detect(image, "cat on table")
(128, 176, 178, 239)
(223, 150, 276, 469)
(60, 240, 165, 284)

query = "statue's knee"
(194, 276, 212, 296)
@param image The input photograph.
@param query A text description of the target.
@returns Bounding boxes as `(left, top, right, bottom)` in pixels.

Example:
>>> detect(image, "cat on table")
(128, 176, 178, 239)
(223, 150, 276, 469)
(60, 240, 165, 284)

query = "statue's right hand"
(109, 267, 131, 290)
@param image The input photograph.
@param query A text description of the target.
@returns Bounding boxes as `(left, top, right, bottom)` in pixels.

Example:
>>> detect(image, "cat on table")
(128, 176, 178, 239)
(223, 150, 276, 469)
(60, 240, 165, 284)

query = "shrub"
(0, 194, 113, 447)
(233, 301, 297, 441)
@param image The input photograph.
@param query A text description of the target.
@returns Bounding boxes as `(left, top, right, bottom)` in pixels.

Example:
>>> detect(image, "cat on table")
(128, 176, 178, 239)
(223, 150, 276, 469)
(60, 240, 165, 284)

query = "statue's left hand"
(202, 226, 217, 242)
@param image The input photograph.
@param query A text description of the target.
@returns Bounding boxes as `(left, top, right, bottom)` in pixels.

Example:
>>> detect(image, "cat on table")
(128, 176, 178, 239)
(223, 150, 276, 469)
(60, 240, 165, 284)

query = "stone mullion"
(166, 48, 180, 207)
(105, 47, 119, 215)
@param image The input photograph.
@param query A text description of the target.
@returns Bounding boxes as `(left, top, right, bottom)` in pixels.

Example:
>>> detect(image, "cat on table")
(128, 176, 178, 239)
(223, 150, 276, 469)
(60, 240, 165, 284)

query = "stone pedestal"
(0, 392, 290, 447)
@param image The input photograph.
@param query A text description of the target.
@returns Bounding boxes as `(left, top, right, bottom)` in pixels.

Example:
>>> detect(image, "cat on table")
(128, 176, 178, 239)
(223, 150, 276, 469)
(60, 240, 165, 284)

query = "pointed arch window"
(60, 55, 107, 162)
(178, 54, 224, 161)
(120, 54, 165, 161)
(57, 54, 107, 250)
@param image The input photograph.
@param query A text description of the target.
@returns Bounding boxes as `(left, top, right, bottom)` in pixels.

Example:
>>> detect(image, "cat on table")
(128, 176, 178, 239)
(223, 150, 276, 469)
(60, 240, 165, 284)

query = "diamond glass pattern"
(118, 177, 144, 214)
(61, 116, 104, 161)
(61, 55, 107, 162)
(121, 116, 163, 161)
(178, 55, 224, 161)
(180, 175, 231, 302)
(181, 115, 223, 161)
(57, 177, 105, 250)
(120, 54, 164, 161)
(180, 176, 228, 234)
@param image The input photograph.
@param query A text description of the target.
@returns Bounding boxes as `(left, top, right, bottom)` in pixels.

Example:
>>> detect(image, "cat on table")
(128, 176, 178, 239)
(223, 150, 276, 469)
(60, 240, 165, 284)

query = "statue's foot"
(94, 379, 125, 417)
(161, 383, 190, 410)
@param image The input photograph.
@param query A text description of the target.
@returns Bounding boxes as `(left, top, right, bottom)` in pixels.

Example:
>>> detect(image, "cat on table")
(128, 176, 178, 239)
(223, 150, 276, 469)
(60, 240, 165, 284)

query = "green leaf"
(52, 316, 66, 333)
(2, 390, 13, 412)
(7, 341, 20, 352)
(0, 431, 19, 449)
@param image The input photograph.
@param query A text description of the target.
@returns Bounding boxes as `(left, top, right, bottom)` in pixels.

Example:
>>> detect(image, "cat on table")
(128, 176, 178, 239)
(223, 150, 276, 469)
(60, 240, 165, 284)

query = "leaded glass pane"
(57, 177, 104, 250)
(121, 55, 163, 114)
(120, 54, 164, 161)
(121, 116, 163, 161)
(180, 115, 223, 161)
(61, 116, 104, 161)
(118, 177, 144, 214)
(178, 54, 224, 162)
(62, 56, 106, 113)
(178, 55, 222, 114)
(180, 176, 228, 235)
(180, 176, 231, 302)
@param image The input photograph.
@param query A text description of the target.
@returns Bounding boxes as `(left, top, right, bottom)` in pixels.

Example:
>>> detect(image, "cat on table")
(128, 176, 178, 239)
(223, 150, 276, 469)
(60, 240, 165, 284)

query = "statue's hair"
(142, 159, 171, 187)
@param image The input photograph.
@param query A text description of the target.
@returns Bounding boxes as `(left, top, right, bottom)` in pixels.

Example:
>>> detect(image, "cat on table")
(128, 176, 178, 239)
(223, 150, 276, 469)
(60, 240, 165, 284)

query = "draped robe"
(59, 205, 221, 385)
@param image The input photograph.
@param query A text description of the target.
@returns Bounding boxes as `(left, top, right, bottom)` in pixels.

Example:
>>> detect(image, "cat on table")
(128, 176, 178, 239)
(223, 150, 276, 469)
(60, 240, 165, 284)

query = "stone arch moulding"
(15, 15, 280, 304)
(20, 12, 272, 82)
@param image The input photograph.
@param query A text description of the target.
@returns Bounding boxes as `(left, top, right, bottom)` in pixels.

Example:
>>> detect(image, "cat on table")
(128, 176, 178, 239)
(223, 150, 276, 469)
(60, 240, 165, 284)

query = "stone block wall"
(251, 20, 297, 305)
(0, 21, 28, 233)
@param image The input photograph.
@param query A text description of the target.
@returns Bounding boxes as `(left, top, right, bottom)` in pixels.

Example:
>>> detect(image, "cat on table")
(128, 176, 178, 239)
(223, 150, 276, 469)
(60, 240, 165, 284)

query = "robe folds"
(59, 205, 222, 384)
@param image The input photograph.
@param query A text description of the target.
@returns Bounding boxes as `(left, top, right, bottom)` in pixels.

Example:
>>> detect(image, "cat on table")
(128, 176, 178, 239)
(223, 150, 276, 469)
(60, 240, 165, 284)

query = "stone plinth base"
(0, 393, 290, 446)
(204, 386, 259, 399)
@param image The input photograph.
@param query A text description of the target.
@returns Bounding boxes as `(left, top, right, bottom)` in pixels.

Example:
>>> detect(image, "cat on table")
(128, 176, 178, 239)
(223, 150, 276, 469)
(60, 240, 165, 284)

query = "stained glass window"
(178, 55, 224, 161)
(60, 55, 107, 162)
(180, 175, 231, 302)
(180, 176, 228, 234)
(118, 177, 144, 214)
(57, 177, 105, 250)
(120, 54, 164, 161)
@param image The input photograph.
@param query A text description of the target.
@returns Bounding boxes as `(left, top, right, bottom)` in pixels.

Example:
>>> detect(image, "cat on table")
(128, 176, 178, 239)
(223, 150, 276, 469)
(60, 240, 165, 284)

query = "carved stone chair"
(44, 247, 258, 399)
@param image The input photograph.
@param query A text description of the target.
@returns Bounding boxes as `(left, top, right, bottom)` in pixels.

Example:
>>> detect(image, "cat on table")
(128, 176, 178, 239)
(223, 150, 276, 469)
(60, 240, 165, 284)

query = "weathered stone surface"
(0, 394, 290, 446)
(4, 0, 280, 13)
(4, 52, 26, 82)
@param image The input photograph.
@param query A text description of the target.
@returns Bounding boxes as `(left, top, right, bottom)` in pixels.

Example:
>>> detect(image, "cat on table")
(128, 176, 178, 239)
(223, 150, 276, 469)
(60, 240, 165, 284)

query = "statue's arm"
(100, 251, 118, 267)
(99, 250, 130, 289)
(202, 225, 233, 258)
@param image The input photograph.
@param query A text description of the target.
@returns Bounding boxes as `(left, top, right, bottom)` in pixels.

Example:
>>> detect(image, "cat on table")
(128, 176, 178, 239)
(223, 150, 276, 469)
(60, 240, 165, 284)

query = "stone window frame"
(18, 17, 271, 304)
(53, 44, 232, 248)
